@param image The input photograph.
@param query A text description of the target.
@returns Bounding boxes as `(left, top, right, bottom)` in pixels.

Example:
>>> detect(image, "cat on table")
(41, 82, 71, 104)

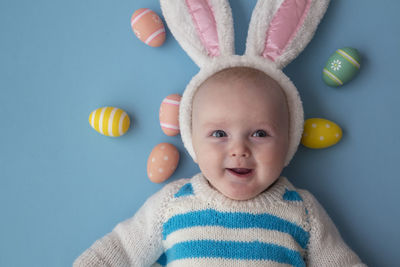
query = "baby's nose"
(231, 152, 249, 158)
(230, 143, 250, 158)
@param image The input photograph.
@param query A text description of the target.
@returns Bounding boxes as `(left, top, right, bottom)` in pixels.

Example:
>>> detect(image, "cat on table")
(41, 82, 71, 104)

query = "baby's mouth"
(226, 168, 254, 178)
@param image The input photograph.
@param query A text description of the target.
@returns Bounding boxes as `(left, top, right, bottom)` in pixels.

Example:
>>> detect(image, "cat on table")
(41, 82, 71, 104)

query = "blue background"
(1, 0, 399, 266)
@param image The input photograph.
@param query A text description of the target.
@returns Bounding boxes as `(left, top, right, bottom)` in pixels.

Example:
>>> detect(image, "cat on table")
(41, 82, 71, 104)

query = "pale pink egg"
(147, 143, 179, 183)
(159, 94, 181, 136)
(131, 8, 166, 47)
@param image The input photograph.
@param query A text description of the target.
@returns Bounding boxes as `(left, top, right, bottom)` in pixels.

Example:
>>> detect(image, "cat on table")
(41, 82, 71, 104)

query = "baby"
(191, 67, 290, 201)
(74, 67, 366, 266)
(75, 0, 369, 265)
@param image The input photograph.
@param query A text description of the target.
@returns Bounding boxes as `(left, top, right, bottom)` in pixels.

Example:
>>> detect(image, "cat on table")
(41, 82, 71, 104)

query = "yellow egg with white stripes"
(301, 118, 342, 149)
(88, 107, 130, 137)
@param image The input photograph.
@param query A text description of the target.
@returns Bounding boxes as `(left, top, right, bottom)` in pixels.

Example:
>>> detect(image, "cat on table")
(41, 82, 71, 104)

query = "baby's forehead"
(192, 67, 288, 128)
(201, 67, 276, 87)
(194, 68, 286, 107)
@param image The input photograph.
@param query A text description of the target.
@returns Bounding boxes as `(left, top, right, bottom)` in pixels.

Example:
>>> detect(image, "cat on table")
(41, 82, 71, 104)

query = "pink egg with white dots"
(147, 143, 179, 183)
(159, 94, 181, 136)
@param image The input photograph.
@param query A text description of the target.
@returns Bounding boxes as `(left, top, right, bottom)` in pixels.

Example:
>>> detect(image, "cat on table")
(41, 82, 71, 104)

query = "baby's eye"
(252, 129, 268, 137)
(211, 130, 227, 138)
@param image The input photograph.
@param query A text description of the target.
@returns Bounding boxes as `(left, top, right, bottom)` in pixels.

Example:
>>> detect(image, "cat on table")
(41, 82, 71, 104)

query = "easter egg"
(159, 94, 181, 136)
(301, 118, 342, 149)
(89, 107, 130, 137)
(131, 8, 166, 47)
(323, 47, 361, 87)
(147, 143, 179, 183)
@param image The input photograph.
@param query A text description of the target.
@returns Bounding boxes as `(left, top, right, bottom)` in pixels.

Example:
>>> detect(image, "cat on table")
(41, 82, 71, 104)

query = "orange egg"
(147, 143, 179, 183)
(159, 94, 181, 136)
(131, 8, 166, 47)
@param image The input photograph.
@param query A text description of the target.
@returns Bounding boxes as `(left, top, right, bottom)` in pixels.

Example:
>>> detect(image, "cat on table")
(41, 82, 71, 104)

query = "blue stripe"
(283, 189, 303, 202)
(162, 209, 309, 249)
(163, 240, 305, 267)
(174, 183, 194, 198)
(156, 253, 166, 266)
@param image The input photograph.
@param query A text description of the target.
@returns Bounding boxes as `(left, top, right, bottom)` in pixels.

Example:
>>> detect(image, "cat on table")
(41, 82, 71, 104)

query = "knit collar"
(190, 172, 296, 209)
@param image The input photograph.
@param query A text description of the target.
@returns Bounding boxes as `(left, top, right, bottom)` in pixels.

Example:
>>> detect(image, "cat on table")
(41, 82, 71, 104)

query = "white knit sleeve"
(299, 190, 367, 267)
(73, 184, 173, 267)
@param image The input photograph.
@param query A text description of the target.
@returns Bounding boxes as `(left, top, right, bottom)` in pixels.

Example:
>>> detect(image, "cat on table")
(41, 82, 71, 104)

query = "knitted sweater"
(74, 173, 366, 267)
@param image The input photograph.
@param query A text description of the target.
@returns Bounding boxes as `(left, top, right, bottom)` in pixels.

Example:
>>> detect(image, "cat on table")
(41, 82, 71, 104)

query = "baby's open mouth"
(227, 168, 254, 177)
(229, 168, 252, 174)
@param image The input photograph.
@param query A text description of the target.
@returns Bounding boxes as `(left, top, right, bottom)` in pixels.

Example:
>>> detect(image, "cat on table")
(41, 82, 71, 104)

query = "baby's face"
(192, 70, 289, 200)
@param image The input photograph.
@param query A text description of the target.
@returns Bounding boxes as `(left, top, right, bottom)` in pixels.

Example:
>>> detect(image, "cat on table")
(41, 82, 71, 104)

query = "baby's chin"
(203, 170, 280, 201)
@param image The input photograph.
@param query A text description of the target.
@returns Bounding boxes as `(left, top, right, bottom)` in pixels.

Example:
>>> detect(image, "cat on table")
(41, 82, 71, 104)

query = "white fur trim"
(245, 0, 284, 64)
(179, 55, 304, 167)
(208, 0, 235, 57)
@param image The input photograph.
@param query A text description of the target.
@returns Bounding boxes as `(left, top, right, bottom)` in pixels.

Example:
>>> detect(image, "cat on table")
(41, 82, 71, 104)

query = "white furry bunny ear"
(245, 0, 330, 69)
(160, 0, 235, 68)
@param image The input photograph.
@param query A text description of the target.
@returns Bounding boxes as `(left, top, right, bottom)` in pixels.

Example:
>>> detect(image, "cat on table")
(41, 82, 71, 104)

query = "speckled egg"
(131, 8, 166, 47)
(301, 118, 342, 149)
(159, 94, 181, 136)
(323, 47, 361, 87)
(89, 107, 130, 137)
(147, 143, 179, 183)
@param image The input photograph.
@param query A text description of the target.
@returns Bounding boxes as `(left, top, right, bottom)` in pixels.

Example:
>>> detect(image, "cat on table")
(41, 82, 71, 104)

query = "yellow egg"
(301, 118, 342, 149)
(88, 107, 130, 137)
(147, 143, 179, 183)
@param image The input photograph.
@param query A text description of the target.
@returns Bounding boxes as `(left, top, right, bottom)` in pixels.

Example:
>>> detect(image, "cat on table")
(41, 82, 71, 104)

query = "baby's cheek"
(258, 153, 276, 165)
(197, 145, 222, 167)
(206, 146, 221, 160)
(256, 145, 285, 164)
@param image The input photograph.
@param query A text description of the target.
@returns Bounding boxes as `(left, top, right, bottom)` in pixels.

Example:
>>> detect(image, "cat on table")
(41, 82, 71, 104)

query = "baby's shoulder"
(278, 177, 316, 204)
(295, 188, 320, 208)
(133, 177, 193, 219)
(286, 183, 331, 225)
(149, 177, 193, 203)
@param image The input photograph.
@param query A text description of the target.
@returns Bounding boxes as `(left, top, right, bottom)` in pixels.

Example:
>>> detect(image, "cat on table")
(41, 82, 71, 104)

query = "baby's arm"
(73, 185, 172, 267)
(299, 190, 367, 267)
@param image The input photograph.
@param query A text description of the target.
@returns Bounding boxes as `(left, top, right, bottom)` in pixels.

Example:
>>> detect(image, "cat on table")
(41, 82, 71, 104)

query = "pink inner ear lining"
(185, 0, 220, 57)
(262, 0, 312, 62)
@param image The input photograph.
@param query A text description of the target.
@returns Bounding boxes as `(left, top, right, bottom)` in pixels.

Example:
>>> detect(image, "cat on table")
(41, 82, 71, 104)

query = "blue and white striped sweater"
(74, 172, 366, 267)
(152, 174, 311, 267)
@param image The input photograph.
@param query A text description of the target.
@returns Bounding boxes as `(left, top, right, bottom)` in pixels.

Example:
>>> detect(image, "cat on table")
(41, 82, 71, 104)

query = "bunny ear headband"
(160, 0, 330, 167)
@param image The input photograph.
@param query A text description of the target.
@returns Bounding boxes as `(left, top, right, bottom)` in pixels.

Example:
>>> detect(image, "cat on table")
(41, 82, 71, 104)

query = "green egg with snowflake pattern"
(323, 47, 361, 87)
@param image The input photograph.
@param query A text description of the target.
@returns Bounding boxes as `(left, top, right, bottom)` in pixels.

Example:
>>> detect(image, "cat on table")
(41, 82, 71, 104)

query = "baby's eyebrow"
(201, 121, 227, 128)
(201, 121, 278, 133)
(255, 121, 279, 134)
